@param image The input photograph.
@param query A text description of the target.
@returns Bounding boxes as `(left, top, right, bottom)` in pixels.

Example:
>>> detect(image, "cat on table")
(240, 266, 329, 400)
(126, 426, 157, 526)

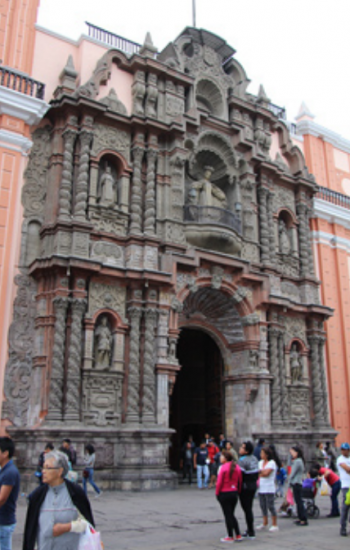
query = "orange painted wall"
(0, 0, 40, 74)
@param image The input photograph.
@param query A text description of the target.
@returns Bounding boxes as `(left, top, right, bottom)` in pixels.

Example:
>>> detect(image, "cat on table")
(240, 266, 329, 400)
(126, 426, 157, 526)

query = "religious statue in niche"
(94, 316, 112, 369)
(278, 219, 291, 254)
(98, 164, 117, 207)
(290, 343, 303, 384)
(188, 166, 227, 208)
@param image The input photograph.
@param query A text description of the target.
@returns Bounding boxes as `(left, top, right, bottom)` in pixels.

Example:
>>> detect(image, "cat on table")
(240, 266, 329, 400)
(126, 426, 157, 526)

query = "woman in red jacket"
(216, 450, 243, 543)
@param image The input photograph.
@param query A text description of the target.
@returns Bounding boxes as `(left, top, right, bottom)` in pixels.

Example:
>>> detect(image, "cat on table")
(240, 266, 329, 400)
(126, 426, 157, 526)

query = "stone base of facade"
(8, 425, 178, 493)
(254, 426, 338, 466)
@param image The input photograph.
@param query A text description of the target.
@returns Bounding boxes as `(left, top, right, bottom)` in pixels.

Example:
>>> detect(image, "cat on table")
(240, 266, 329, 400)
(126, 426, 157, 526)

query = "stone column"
(306, 206, 315, 276)
(64, 298, 86, 422)
(144, 148, 157, 235)
(58, 128, 77, 219)
(258, 186, 270, 264)
(142, 308, 158, 423)
(73, 130, 93, 220)
(130, 147, 144, 234)
(296, 202, 309, 277)
(318, 336, 329, 424)
(267, 191, 276, 263)
(308, 335, 324, 426)
(278, 332, 287, 420)
(46, 297, 69, 422)
(126, 307, 142, 423)
(268, 327, 282, 424)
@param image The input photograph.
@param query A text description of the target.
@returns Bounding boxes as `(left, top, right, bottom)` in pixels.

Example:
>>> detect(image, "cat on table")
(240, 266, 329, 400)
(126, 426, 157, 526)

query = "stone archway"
(169, 327, 224, 470)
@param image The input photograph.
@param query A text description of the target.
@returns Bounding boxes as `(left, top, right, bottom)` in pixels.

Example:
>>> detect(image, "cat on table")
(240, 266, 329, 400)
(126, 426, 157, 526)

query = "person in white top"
(256, 447, 278, 532)
(337, 442, 350, 537)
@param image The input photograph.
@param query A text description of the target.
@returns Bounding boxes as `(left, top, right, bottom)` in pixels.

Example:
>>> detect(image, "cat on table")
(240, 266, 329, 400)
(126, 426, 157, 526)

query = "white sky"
(38, 0, 350, 138)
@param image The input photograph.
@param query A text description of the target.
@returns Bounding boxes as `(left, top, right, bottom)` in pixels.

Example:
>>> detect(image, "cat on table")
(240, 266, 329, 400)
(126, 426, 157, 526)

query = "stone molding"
(297, 119, 350, 155)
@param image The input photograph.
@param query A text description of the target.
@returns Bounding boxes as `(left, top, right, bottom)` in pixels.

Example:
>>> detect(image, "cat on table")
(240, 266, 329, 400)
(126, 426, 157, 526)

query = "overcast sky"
(38, 0, 350, 139)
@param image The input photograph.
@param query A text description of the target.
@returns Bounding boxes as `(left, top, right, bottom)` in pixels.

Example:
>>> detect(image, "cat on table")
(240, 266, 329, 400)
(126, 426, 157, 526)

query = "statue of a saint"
(94, 316, 112, 369)
(279, 219, 291, 254)
(290, 343, 302, 383)
(98, 165, 116, 207)
(188, 166, 227, 208)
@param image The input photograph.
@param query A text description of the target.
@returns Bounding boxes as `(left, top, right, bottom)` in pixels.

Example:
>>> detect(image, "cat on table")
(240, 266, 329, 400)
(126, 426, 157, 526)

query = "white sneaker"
(269, 526, 279, 532)
(95, 491, 103, 499)
(256, 524, 267, 530)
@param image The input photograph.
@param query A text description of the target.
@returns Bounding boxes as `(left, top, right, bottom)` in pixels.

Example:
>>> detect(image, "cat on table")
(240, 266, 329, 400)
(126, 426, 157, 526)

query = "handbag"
(286, 487, 294, 505)
(345, 487, 350, 506)
(78, 522, 103, 550)
(320, 478, 331, 496)
(83, 469, 89, 479)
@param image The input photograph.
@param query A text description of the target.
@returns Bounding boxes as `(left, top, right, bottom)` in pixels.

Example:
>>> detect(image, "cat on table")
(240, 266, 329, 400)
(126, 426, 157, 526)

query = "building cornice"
(0, 129, 32, 155)
(297, 119, 350, 155)
(313, 198, 350, 231)
(312, 230, 350, 253)
(0, 86, 50, 126)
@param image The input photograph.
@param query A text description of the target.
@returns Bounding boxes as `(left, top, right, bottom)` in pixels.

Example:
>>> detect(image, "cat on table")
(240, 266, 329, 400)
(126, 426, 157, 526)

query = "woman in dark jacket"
(238, 440, 259, 539)
(23, 450, 94, 550)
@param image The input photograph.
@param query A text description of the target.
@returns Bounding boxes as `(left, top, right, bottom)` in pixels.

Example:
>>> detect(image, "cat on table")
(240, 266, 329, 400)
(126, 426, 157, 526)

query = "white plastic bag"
(320, 478, 331, 496)
(78, 523, 103, 550)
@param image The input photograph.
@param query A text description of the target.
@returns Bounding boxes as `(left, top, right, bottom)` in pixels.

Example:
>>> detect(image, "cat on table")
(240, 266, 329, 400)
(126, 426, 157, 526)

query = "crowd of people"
(180, 434, 350, 542)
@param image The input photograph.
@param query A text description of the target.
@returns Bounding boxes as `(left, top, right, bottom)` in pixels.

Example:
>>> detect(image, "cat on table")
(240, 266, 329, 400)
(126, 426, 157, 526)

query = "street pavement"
(12, 483, 349, 549)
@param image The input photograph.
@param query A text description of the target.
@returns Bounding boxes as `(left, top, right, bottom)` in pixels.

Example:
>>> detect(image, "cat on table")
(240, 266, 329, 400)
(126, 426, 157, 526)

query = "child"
(276, 463, 287, 497)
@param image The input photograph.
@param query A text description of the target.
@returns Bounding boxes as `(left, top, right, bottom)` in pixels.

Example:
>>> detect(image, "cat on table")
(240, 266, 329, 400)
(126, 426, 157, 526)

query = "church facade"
(2, 27, 334, 489)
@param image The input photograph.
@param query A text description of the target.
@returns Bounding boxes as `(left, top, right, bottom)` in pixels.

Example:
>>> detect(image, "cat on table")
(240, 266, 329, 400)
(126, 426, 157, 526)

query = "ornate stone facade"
(3, 27, 334, 491)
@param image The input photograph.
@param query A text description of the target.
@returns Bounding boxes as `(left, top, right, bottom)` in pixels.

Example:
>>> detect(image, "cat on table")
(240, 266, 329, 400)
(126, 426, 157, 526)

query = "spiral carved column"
(46, 297, 69, 422)
(296, 203, 310, 277)
(144, 149, 157, 235)
(73, 130, 92, 220)
(64, 298, 86, 422)
(308, 335, 324, 425)
(126, 307, 142, 423)
(269, 327, 282, 423)
(59, 128, 77, 218)
(278, 332, 287, 420)
(318, 336, 329, 424)
(306, 206, 315, 276)
(267, 191, 276, 263)
(258, 186, 270, 265)
(130, 147, 144, 234)
(142, 308, 158, 423)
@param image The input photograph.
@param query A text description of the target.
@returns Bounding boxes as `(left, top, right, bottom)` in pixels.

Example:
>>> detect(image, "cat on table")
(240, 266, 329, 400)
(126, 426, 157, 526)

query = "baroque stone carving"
(126, 307, 142, 423)
(145, 74, 158, 118)
(142, 308, 158, 422)
(65, 298, 86, 421)
(100, 88, 127, 114)
(132, 71, 146, 116)
(83, 373, 122, 426)
(22, 127, 51, 218)
(130, 146, 144, 234)
(98, 165, 117, 207)
(211, 266, 224, 289)
(91, 124, 130, 157)
(241, 313, 260, 326)
(74, 130, 93, 220)
(290, 343, 302, 384)
(231, 286, 248, 304)
(94, 315, 112, 370)
(90, 241, 123, 266)
(88, 282, 126, 318)
(144, 148, 157, 234)
(279, 219, 291, 254)
(59, 127, 77, 218)
(188, 166, 227, 208)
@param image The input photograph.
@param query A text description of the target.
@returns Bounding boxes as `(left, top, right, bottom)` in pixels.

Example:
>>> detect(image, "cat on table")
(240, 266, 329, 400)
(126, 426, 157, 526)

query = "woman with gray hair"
(23, 450, 94, 550)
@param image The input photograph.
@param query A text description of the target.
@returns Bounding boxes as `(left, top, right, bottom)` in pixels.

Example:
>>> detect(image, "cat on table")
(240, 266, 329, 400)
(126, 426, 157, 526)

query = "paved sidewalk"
(13, 485, 349, 549)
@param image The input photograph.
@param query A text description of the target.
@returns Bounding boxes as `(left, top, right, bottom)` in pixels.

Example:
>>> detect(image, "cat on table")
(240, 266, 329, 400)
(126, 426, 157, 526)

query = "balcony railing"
(184, 205, 242, 234)
(85, 22, 141, 55)
(0, 67, 45, 99)
(316, 186, 350, 210)
(268, 102, 286, 120)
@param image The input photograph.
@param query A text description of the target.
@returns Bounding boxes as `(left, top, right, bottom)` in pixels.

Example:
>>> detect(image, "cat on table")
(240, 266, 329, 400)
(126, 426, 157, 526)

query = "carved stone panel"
(82, 372, 122, 426)
(21, 127, 51, 219)
(88, 282, 126, 318)
(90, 241, 124, 267)
(91, 124, 130, 161)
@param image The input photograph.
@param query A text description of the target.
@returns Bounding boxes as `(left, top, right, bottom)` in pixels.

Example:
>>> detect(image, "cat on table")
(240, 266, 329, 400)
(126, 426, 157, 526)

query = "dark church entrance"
(169, 328, 224, 470)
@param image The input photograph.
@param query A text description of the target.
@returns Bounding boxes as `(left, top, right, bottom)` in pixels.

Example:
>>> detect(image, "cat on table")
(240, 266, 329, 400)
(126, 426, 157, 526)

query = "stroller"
(301, 478, 320, 519)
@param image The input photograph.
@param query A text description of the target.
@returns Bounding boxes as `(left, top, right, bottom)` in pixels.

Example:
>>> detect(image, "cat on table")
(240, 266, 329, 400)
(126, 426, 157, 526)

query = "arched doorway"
(169, 327, 224, 470)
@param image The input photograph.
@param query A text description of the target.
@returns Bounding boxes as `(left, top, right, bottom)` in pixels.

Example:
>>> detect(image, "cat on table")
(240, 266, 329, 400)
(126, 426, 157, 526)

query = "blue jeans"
(331, 480, 341, 516)
(83, 468, 101, 495)
(197, 464, 209, 488)
(0, 523, 15, 550)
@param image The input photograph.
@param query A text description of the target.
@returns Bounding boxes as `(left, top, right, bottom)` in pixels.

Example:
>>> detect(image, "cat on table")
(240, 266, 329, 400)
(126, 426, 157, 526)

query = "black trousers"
(183, 462, 193, 484)
(239, 488, 256, 535)
(217, 491, 240, 537)
(292, 483, 307, 522)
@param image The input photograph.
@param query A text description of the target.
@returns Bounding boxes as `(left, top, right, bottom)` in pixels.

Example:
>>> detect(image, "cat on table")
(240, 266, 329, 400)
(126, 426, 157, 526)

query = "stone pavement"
(12, 484, 349, 549)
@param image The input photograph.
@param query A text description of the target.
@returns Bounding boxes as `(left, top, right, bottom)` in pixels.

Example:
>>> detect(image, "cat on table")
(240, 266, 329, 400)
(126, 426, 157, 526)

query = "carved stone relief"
(21, 127, 51, 219)
(90, 241, 124, 267)
(88, 282, 126, 318)
(91, 124, 130, 160)
(284, 317, 306, 345)
(83, 373, 122, 426)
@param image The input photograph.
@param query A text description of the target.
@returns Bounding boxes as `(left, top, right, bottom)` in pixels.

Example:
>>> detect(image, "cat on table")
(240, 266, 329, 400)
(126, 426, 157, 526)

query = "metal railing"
(184, 205, 242, 234)
(0, 67, 45, 99)
(316, 186, 350, 210)
(268, 102, 286, 120)
(85, 22, 141, 55)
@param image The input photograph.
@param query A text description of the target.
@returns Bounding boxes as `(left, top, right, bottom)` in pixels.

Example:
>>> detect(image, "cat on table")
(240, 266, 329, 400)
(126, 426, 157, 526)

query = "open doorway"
(169, 328, 224, 470)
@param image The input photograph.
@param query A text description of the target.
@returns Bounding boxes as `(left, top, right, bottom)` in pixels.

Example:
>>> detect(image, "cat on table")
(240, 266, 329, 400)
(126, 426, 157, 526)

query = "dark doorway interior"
(169, 328, 224, 470)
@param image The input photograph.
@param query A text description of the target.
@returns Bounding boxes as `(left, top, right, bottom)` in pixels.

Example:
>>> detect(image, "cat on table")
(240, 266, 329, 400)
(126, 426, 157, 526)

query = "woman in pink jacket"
(216, 450, 243, 543)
